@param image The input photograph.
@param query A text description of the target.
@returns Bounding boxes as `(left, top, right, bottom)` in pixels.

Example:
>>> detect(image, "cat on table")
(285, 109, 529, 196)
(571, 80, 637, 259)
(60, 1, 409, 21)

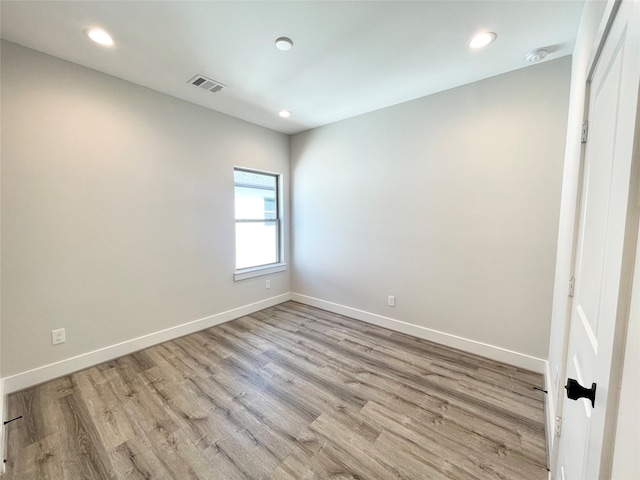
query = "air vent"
(188, 74, 226, 93)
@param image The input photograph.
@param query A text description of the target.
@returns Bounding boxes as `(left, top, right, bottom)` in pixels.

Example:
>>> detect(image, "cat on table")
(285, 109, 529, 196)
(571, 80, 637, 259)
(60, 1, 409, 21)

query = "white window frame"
(233, 167, 286, 281)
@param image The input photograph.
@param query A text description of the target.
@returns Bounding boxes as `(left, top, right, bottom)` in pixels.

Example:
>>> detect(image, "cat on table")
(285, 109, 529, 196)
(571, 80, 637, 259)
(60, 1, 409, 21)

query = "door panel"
(557, 1, 640, 478)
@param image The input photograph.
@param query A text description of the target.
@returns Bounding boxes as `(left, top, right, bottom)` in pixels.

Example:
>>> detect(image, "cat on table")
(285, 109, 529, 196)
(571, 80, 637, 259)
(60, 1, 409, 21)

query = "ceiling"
(0, 1, 585, 135)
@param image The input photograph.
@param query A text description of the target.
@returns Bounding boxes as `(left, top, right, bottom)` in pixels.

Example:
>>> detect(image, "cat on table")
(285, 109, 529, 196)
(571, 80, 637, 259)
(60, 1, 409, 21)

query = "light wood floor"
(3, 301, 548, 479)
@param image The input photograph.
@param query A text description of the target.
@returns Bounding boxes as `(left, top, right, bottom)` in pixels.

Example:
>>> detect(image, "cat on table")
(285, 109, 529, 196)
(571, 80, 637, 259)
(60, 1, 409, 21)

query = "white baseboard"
(3, 294, 291, 394)
(291, 293, 546, 374)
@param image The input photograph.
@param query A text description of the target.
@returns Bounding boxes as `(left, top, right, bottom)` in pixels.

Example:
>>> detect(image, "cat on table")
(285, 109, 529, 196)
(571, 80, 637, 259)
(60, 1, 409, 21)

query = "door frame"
(552, 0, 640, 477)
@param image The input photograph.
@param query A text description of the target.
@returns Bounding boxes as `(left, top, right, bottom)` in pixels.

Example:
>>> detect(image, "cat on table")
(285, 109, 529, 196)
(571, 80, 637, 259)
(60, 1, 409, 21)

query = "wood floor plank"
(113, 439, 173, 480)
(3, 301, 548, 479)
(3, 434, 64, 480)
(73, 369, 138, 450)
(58, 391, 116, 480)
(269, 452, 320, 480)
(362, 401, 547, 480)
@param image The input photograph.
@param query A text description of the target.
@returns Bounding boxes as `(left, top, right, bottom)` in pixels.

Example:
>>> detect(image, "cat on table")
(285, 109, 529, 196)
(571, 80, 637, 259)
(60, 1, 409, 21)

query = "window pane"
(234, 171, 277, 220)
(234, 187, 277, 220)
(235, 221, 278, 269)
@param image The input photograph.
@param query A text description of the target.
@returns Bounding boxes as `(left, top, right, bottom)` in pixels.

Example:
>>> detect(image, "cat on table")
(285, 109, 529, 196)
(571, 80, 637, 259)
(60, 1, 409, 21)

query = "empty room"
(1, 1, 638, 479)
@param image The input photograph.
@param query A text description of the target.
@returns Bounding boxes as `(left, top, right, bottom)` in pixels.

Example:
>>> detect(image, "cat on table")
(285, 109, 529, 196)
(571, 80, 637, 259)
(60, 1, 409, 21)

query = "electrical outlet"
(265, 279, 271, 289)
(52, 328, 66, 345)
(387, 295, 396, 307)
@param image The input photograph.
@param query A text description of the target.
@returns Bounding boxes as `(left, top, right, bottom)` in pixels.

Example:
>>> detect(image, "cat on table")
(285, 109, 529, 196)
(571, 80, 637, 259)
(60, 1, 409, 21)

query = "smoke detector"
(188, 74, 226, 93)
(526, 48, 548, 62)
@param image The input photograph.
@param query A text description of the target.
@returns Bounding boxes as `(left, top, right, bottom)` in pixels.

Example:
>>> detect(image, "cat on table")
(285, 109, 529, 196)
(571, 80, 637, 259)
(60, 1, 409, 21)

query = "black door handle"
(565, 378, 596, 408)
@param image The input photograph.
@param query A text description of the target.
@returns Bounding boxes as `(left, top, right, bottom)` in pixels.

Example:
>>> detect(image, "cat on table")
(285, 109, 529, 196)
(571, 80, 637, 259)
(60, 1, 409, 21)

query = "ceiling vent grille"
(188, 74, 226, 93)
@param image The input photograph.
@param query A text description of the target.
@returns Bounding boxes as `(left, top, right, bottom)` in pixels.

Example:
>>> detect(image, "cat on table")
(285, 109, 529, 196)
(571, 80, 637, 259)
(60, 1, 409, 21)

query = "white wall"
(291, 57, 571, 362)
(0, 41, 290, 379)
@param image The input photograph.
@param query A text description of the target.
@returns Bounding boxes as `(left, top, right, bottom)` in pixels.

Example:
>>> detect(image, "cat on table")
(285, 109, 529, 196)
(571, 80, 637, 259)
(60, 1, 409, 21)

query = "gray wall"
(1, 41, 290, 377)
(291, 57, 571, 359)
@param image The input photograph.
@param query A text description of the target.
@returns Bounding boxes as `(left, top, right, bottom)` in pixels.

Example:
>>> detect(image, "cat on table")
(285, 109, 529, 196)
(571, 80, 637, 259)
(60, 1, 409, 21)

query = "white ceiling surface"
(1, 1, 585, 135)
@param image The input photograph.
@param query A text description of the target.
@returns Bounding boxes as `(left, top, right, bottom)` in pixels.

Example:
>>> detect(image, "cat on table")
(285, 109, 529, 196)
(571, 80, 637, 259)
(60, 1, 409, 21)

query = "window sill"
(234, 263, 287, 281)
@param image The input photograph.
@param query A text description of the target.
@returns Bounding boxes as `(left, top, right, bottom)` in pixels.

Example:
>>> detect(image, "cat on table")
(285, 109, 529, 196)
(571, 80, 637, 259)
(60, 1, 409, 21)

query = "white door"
(556, 1, 640, 479)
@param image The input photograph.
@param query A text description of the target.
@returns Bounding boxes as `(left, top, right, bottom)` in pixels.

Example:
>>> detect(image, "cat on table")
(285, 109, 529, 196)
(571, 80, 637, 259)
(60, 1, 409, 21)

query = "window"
(234, 168, 284, 277)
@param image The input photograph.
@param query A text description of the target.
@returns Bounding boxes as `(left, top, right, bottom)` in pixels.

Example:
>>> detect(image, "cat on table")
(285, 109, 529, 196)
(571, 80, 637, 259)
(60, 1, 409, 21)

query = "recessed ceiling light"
(278, 110, 292, 118)
(468, 32, 497, 49)
(275, 37, 294, 51)
(84, 28, 114, 46)
(526, 48, 548, 62)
